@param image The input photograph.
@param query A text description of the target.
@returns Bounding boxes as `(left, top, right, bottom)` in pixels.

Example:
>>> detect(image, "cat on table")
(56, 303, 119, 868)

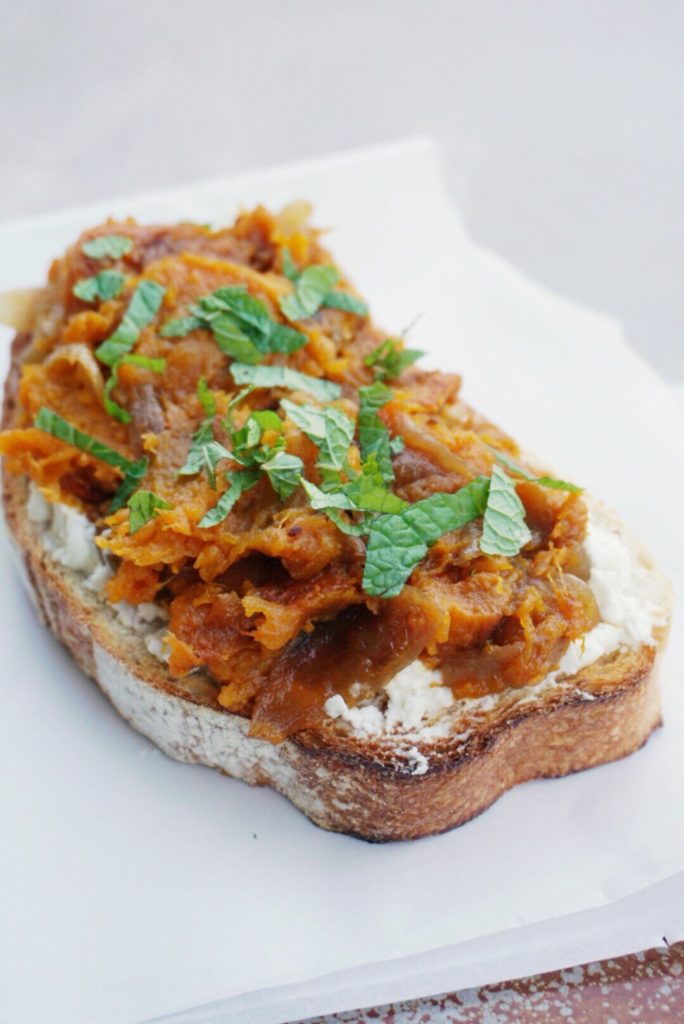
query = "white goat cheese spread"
(29, 484, 170, 660)
(30, 486, 664, 761)
(325, 504, 665, 749)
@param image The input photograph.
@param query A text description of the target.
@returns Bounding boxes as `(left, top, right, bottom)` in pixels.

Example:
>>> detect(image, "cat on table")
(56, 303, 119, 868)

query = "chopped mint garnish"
(364, 338, 422, 381)
(357, 381, 397, 484)
(73, 270, 126, 303)
(480, 464, 532, 557)
(362, 476, 491, 597)
(32, 407, 149, 513)
(231, 363, 341, 402)
(198, 469, 261, 528)
(261, 450, 305, 501)
(160, 285, 307, 361)
(127, 490, 171, 534)
(280, 265, 340, 321)
(490, 447, 582, 493)
(95, 280, 166, 368)
(82, 234, 133, 260)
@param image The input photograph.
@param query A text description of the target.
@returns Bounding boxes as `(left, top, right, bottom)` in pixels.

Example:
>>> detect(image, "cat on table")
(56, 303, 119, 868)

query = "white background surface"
(2, 1, 682, 380)
(0, 141, 682, 1024)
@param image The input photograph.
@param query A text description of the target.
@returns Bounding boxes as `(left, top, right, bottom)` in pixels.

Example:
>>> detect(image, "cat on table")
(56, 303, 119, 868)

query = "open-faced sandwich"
(0, 204, 671, 840)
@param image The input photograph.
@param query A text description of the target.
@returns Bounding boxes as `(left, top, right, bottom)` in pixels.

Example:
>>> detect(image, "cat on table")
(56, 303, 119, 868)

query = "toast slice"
(2, 320, 671, 841)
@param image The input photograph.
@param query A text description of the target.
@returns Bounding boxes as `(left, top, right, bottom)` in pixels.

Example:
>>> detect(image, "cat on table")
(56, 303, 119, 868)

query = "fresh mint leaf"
(536, 475, 582, 492)
(357, 381, 396, 484)
(110, 458, 149, 511)
(325, 508, 371, 536)
(198, 469, 260, 528)
(127, 490, 171, 534)
(322, 291, 369, 317)
(179, 429, 231, 488)
(95, 280, 166, 367)
(122, 354, 166, 373)
(250, 410, 283, 434)
(261, 450, 304, 501)
(103, 366, 131, 424)
(34, 406, 137, 472)
(34, 407, 152, 515)
(231, 363, 341, 402)
(480, 464, 532, 556)
(82, 234, 133, 260)
(341, 457, 407, 514)
(364, 338, 422, 381)
(197, 377, 216, 418)
(300, 481, 373, 536)
(281, 247, 299, 282)
(162, 286, 307, 358)
(208, 313, 262, 364)
(279, 265, 340, 321)
(362, 477, 491, 597)
(102, 353, 166, 425)
(225, 385, 255, 427)
(300, 479, 355, 511)
(160, 315, 203, 338)
(281, 400, 354, 475)
(490, 447, 581, 493)
(204, 287, 307, 355)
(73, 270, 126, 303)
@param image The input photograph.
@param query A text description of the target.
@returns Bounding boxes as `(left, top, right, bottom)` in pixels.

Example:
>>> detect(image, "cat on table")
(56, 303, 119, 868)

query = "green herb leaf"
(362, 477, 491, 597)
(279, 265, 340, 321)
(357, 381, 396, 484)
(208, 313, 262, 364)
(490, 447, 582, 493)
(325, 508, 372, 536)
(103, 366, 131, 424)
(225, 385, 255, 426)
(342, 457, 408, 514)
(281, 247, 299, 282)
(203, 287, 307, 355)
(102, 353, 166, 425)
(73, 270, 126, 303)
(300, 481, 372, 536)
(33, 408, 150, 514)
(82, 234, 133, 260)
(197, 377, 216, 418)
(261, 450, 304, 501)
(110, 458, 149, 511)
(323, 291, 369, 317)
(480, 464, 532, 556)
(34, 407, 136, 474)
(231, 363, 341, 402)
(536, 475, 582, 492)
(198, 469, 261, 528)
(95, 280, 166, 367)
(178, 419, 231, 488)
(281, 400, 355, 475)
(160, 315, 203, 338)
(300, 479, 356, 511)
(364, 338, 422, 381)
(127, 490, 171, 534)
(123, 353, 166, 373)
(250, 410, 283, 434)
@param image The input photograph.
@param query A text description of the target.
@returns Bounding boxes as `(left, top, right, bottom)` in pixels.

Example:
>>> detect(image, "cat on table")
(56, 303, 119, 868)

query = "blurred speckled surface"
(299, 943, 684, 1023)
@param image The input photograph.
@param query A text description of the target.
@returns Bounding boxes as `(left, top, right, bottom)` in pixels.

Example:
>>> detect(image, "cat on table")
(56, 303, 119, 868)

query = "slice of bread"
(4, 257, 675, 849)
(2, 328, 671, 841)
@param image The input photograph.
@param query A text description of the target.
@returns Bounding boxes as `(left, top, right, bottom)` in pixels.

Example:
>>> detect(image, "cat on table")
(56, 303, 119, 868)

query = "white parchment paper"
(0, 140, 682, 1024)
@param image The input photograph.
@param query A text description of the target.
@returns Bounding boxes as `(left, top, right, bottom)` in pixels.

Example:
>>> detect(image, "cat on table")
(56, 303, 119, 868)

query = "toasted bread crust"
(1, 332, 670, 841)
